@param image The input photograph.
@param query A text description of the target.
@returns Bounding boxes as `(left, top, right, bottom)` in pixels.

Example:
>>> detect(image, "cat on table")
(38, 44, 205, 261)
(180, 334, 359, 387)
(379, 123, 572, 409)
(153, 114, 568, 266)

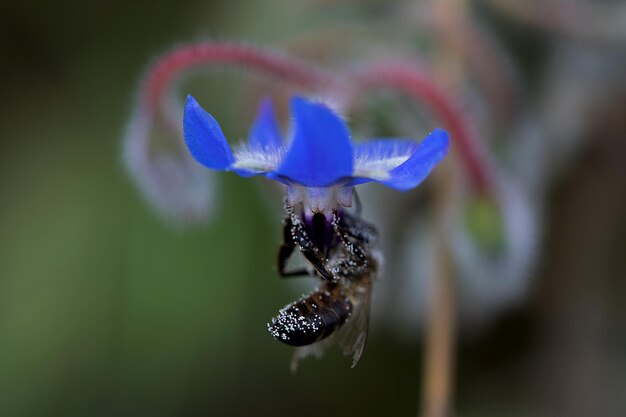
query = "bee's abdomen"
(268, 285, 352, 346)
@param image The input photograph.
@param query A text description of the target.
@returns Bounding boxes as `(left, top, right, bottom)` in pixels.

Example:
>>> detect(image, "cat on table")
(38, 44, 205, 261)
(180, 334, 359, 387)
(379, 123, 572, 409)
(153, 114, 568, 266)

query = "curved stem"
(356, 63, 495, 193)
(140, 42, 337, 111)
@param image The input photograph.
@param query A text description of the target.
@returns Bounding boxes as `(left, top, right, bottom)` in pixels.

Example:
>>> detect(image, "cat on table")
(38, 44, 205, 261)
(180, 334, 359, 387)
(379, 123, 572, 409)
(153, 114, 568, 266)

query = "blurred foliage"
(463, 196, 505, 253)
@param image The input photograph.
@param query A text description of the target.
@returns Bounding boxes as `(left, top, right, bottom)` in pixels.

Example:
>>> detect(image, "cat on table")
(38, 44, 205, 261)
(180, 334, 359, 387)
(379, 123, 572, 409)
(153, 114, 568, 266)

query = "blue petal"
(248, 97, 282, 150)
(384, 129, 449, 190)
(273, 97, 353, 186)
(183, 95, 235, 170)
(350, 129, 450, 190)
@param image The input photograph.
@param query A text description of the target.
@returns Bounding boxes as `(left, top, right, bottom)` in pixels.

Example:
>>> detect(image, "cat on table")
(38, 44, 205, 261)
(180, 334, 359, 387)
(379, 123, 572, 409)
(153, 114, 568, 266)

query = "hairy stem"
(356, 63, 494, 193)
(140, 42, 336, 111)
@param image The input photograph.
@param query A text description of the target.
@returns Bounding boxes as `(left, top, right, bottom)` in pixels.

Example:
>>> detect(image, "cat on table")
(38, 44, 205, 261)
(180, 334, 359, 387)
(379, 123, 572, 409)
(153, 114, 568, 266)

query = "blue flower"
(184, 94, 449, 215)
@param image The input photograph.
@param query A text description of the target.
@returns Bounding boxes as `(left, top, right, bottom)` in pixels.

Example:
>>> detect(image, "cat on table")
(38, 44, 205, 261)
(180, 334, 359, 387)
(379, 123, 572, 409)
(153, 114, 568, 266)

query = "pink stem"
(356, 63, 495, 193)
(140, 42, 337, 111)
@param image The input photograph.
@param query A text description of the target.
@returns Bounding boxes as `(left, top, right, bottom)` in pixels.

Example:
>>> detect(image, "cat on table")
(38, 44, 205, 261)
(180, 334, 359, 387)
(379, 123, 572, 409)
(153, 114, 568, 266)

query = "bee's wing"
(290, 280, 373, 371)
(290, 335, 336, 373)
(338, 279, 373, 368)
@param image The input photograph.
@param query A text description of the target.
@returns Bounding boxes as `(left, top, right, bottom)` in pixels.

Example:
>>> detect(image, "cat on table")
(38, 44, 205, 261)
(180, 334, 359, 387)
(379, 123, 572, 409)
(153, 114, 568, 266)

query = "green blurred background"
(1, 2, 625, 417)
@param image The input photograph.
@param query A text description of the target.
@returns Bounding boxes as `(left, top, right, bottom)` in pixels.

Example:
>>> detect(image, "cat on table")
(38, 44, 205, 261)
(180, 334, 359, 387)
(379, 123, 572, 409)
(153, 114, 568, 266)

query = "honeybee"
(268, 204, 379, 370)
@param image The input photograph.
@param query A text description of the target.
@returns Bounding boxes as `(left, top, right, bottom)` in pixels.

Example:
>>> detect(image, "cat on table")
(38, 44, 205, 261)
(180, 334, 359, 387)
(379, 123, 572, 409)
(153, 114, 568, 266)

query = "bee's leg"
(288, 212, 334, 281)
(278, 213, 333, 280)
(277, 215, 310, 278)
(298, 246, 333, 281)
(331, 211, 370, 272)
(278, 246, 310, 277)
(336, 211, 378, 245)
